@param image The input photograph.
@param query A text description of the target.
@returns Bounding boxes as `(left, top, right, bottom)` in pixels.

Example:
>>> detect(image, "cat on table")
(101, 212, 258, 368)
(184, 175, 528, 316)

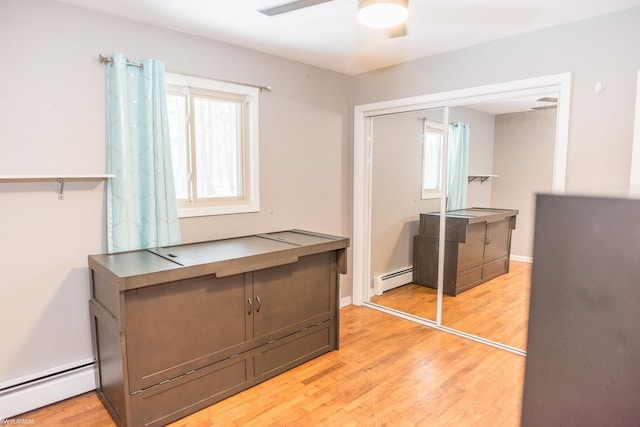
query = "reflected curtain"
(447, 122, 470, 211)
(106, 53, 182, 253)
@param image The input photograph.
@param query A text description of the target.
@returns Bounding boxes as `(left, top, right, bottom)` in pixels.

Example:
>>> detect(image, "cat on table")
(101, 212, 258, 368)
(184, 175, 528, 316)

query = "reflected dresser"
(413, 208, 518, 296)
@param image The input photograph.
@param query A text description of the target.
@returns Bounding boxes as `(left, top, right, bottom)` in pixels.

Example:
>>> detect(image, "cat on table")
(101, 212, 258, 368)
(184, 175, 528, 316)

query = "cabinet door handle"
(247, 298, 253, 315)
(255, 296, 261, 313)
(485, 235, 492, 245)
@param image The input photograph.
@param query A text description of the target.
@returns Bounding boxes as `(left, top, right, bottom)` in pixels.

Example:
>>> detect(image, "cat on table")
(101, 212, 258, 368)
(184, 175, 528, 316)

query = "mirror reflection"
(369, 94, 558, 351)
(369, 108, 445, 321)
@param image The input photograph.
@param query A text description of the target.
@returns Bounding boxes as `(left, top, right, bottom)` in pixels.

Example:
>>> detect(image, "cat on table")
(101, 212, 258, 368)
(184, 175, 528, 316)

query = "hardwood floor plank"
(18, 305, 524, 426)
(371, 261, 531, 349)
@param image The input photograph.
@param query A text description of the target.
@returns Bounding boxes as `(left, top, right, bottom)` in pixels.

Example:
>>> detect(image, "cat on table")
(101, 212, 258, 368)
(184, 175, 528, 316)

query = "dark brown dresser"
(88, 230, 348, 427)
(413, 208, 517, 296)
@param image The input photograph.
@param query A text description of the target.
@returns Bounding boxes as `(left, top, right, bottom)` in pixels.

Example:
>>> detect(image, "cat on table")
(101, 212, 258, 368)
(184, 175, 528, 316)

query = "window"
(165, 73, 259, 217)
(422, 121, 444, 199)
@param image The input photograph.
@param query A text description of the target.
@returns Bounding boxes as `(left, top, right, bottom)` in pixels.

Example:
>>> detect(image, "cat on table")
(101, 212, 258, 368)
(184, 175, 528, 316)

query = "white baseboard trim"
(373, 267, 413, 296)
(0, 363, 96, 419)
(511, 255, 533, 263)
(340, 296, 352, 307)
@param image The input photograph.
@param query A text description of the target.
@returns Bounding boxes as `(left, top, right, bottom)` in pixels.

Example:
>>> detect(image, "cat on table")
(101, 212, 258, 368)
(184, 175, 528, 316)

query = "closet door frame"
(352, 73, 571, 353)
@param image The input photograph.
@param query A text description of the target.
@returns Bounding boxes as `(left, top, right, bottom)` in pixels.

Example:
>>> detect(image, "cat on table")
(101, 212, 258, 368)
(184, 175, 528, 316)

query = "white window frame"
(421, 120, 444, 199)
(165, 72, 260, 217)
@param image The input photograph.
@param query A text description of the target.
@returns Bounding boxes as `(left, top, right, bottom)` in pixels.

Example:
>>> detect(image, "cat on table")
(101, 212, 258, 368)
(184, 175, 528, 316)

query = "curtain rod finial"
(99, 54, 113, 64)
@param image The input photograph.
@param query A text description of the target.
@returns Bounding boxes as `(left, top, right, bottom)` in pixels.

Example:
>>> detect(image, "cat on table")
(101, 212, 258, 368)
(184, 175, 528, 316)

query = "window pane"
(167, 93, 189, 200)
(193, 97, 242, 198)
(423, 132, 442, 190)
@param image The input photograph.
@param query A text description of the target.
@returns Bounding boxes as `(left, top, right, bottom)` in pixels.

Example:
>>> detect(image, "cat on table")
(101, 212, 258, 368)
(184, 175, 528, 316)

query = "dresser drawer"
(253, 321, 335, 381)
(131, 354, 252, 427)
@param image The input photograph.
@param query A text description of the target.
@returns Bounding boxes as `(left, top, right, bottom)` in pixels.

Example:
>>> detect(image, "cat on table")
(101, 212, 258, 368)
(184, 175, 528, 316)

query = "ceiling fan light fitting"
(358, 0, 409, 29)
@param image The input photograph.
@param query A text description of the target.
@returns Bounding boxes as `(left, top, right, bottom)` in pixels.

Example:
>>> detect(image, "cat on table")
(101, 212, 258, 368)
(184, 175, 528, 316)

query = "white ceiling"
(59, 0, 640, 75)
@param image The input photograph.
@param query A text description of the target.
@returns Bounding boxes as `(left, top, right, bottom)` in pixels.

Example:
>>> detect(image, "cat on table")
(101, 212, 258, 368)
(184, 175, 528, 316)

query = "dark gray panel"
(522, 194, 640, 426)
(148, 236, 293, 266)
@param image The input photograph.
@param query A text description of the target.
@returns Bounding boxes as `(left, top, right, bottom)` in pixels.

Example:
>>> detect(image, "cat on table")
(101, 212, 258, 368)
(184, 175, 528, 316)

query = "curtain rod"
(98, 54, 272, 92)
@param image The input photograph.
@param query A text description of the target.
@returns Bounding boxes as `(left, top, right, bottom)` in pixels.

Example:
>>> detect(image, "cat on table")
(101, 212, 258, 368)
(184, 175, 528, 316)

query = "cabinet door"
(252, 252, 335, 339)
(457, 222, 487, 269)
(484, 219, 511, 261)
(124, 273, 252, 391)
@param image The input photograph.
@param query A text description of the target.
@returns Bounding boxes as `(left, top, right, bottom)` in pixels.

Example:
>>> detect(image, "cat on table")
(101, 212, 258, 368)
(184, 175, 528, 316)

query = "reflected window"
(422, 121, 444, 199)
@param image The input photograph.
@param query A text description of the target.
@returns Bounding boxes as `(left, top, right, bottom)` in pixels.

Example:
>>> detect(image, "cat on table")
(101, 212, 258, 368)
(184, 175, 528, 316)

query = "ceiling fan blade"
(259, 0, 334, 16)
(387, 22, 407, 38)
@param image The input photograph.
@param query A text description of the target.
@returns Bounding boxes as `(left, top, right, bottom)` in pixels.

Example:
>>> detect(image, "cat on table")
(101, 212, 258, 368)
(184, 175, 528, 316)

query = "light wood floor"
(19, 305, 525, 426)
(370, 261, 531, 350)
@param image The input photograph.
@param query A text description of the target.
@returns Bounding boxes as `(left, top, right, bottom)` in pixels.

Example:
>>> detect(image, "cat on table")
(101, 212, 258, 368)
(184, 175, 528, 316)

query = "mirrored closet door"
(359, 74, 570, 354)
(368, 108, 446, 322)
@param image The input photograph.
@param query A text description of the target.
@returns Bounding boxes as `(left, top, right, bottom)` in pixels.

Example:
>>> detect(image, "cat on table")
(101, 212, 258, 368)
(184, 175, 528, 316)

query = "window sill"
(178, 202, 259, 218)
(421, 192, 442, 200)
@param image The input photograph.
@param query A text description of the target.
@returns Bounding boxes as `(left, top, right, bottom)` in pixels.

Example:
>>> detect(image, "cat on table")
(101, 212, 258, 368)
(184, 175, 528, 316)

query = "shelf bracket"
(468, 175, 498, 184)
(57, 178, 64, 200)
(0, 174, 114, 200)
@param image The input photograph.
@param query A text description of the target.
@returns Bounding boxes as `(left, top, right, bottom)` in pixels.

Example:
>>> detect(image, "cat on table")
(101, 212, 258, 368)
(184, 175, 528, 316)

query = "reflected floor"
(370, 261, 531, 350)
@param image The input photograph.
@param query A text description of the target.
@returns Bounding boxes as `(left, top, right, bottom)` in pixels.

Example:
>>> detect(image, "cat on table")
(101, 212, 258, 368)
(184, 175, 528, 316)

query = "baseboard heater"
(373, 267, 413, 296)
(0, 360, 96, 420)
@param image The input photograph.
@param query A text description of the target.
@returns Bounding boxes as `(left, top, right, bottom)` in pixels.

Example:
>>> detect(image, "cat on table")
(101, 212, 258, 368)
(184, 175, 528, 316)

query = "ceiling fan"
(258, 0, 334, 16)
(258, 0, 410, 38)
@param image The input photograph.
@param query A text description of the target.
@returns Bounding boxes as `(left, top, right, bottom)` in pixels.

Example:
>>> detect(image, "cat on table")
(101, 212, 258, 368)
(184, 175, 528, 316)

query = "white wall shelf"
(0, 174, 115, 200)
(468, 174, 498, 184)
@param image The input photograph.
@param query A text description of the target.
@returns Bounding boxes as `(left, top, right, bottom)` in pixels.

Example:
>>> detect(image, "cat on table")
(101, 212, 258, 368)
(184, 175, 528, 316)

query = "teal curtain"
(447, 122, 470, 211)
(106, 54, 182, 253)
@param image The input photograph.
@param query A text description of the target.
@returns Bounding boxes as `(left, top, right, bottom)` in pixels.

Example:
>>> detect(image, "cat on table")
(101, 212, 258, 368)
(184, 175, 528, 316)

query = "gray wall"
(0, 0, 352, 397)
(492, 109, 557, 258)
(353, 7, 640, 197)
